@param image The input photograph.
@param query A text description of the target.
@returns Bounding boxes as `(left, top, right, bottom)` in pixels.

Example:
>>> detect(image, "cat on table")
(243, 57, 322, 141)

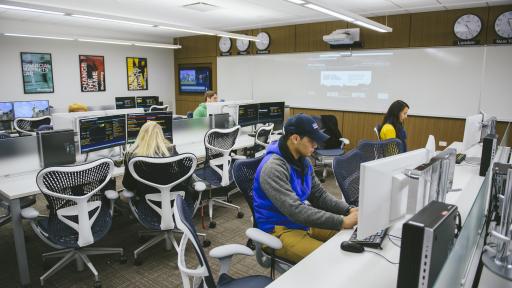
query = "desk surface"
(267, 142, 493, 288)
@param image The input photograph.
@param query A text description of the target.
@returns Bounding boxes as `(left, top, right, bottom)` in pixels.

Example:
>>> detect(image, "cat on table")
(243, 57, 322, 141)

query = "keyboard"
(349, 227, 388, 249)
(456, 153, 466, 164)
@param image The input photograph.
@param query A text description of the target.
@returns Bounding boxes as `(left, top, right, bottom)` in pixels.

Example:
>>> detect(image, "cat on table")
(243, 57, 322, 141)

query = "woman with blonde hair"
(122, 121, 194, 199)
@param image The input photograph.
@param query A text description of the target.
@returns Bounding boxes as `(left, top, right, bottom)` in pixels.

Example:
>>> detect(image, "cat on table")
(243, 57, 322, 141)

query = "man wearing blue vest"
(253, 114, 358, 263)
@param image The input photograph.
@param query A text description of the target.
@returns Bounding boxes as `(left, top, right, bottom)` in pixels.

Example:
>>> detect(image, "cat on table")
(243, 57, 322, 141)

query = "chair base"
(203, 197, 243, 228)
(134, 229, 209, 264)
(40, 247, 124, 286)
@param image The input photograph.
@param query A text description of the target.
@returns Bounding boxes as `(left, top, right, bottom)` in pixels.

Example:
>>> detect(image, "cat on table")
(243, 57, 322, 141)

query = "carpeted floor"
(0, 174, 341, 288)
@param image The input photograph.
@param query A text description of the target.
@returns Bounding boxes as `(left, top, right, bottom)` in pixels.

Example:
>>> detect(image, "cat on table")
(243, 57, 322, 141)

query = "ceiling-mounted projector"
(323, 28, 360, 45)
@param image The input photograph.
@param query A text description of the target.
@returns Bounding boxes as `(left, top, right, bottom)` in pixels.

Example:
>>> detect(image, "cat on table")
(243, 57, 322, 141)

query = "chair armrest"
(340, 138, 350, 145)
(209, 244, 255, 275)
(120, 189, 135, 199)
(246, 228, 282, 250)
(21, 207, 39, 219)
(193, 182, 206, 192)
(209, 244, 254, 259)
(231, 155, 247, 160)
(105, 190, 119, 200)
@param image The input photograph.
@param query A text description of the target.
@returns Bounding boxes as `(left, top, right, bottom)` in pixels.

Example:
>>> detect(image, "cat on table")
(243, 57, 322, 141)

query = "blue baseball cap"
(284, 114, 329, 144)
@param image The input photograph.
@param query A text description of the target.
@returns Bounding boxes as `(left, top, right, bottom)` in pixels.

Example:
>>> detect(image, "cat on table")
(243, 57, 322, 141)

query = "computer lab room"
(1, 0, 512, 287)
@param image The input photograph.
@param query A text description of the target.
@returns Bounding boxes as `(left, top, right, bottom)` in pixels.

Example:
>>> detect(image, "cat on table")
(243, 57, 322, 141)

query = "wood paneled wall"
(174, 4, 512, 143)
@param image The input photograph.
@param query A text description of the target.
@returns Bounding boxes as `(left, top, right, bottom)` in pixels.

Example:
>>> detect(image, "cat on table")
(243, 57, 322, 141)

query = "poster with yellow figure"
(126, 57, 148, 90)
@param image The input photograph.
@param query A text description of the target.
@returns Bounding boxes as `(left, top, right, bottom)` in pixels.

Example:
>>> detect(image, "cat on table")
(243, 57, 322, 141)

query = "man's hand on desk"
(342, 208, 358, 229)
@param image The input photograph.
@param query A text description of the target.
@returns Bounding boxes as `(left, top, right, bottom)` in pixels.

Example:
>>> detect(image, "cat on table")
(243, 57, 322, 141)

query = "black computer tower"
(37, 129, 76, 168)
(397, 201, 458, 288)
(480, 133, 498, 176)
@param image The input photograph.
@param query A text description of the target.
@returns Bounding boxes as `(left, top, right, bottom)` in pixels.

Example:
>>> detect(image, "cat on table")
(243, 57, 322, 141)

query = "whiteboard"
(218, 46, 510, 120)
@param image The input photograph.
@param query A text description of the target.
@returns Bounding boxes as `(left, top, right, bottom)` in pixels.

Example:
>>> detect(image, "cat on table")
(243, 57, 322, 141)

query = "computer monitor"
(135, 96, 159, 111)
(358, 148, 431, 239)
(462, 114, 483, 153)
(115, 97, 136, 109)
(13, 100, 50, 118)
(78, 114, 127, 153)
(258, 102, 285, 125)
(238, 104, 259, 127)
(481, 116, 497, 140)
(0, 102, 14, 121)
(126, 111, 173, 144)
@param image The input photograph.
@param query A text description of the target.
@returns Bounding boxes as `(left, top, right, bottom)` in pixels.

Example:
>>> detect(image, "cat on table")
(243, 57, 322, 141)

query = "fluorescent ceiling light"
(286, 0, 306, 4)
(70, 14, 154, 27)
(304, 3, 354, 22)
(133, 42, 181, 49)
(217, 33, 259, 42)
(0, 4, 64, 15)
(353, 20, 387, 33)
(3, 33, 73, 40)
(78, 38, 131, 45)
(157, 26, 215, 36)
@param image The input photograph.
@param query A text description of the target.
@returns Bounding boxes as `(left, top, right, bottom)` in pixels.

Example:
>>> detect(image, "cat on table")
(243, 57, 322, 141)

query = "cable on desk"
(388, 234, 401, 240)
(365, 249, 399, 265)
(388, 235, 401, 248)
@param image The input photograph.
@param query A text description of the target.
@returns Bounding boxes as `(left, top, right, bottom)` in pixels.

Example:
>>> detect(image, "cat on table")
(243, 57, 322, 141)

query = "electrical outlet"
(439, 141, 447, 147)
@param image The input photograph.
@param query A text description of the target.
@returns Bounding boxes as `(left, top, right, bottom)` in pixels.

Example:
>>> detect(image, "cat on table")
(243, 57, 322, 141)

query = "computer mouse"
(340, 241, 364, 253)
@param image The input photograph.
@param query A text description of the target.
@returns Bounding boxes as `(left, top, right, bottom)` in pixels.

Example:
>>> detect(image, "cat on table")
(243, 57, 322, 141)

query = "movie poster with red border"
(79, 55, 106, 92)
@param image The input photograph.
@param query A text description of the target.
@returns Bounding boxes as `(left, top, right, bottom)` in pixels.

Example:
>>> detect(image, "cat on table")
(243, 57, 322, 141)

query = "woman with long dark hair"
(379, 100, 409, 151)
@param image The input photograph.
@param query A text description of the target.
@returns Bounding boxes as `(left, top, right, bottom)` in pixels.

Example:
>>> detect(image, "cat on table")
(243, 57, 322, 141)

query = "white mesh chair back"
(128, 153, 197, 230)
(204, 126, 240, 186)
(14, 116, 52, 136)
(36, 158, 114, 247)
(255, 124, 274, 148)
(149, 105, 169, 112)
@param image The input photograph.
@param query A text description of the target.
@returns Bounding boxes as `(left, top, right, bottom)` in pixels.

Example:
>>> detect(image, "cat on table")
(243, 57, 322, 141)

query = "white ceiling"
(1, 0, 511, 43)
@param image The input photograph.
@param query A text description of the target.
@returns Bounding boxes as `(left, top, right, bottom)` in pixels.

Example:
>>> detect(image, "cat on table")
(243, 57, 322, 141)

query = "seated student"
(68, 103, 88, 112)
(379, 100, 409, 151)
(193, 90, 218, 118)
(122, 121, 196, 206)
(253, 114, 358, 263)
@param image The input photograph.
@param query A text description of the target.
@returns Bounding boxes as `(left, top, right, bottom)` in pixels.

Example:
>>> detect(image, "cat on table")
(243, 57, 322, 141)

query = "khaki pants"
(270, 226, 338, 264)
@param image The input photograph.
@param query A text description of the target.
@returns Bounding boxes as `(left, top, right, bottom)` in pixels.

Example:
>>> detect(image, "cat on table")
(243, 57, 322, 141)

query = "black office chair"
(333, 139, 403, 206)
(123, 153, 208, 265)
(21, 158, 124, 287)
(232, 157, 292, 277)
(194, 126, 244, 228)
(312, 115, 349, 182)
(148, 105, 169, 112)
(14, 116, 53, 136)
(174, 195, 273, 288)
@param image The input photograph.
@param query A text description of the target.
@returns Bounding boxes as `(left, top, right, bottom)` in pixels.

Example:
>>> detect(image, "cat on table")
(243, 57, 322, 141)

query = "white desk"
(267, 142, 500, 288)
(0, 129, 263, 287)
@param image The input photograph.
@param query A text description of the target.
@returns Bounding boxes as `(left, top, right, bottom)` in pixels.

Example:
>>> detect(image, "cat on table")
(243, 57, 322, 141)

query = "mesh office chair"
(123, 153, 208, 265)
(245, 123, 274, 158)
(21, 158, 124, 287)
(149, 105, 169, 112)
(311, 115, 349, 182)
(194, 126, 244, 228)
(174, 195, 273, 288)
(14, 116, 53, 136)
(374, 124, 381, 140)
(333, 139, 403, 206)
(232, 157, 291, 277)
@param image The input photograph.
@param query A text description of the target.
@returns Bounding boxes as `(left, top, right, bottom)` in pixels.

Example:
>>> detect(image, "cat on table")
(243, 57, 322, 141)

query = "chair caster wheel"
(134, 258, 142, 266)
(246, 239, 256, 250)
(209, 221, 216, 229)
(203, 240, 211, 247)
(94, 280, 102, 288)
(237, 211, 244, 218)
(120, 255, 127, 264)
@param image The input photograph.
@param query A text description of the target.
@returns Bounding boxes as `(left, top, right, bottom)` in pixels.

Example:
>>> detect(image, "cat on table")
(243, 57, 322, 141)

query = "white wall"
(0, 37, 175, 112)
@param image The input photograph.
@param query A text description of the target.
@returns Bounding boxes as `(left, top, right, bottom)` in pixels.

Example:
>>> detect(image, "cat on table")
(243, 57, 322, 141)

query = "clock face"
(495, 11, 512, 39)
(218, 37, 231, 53)
(236, 38, 250, 52)
(255, 32, 270, 50)
(454, 14, 482, 40)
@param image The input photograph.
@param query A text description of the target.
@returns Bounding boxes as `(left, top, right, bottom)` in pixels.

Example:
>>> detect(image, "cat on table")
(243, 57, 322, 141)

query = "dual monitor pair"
(0, 100, 50, 131)
(115, 96, 160, 110)
(78, 111, 172, 154)
(237, 102, 285, 129)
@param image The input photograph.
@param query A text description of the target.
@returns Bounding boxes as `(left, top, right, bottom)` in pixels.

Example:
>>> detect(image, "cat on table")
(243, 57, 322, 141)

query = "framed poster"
(20, 52, 54, 94)
(126, 57, 148, 90)
(79, 55, 106, 92)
